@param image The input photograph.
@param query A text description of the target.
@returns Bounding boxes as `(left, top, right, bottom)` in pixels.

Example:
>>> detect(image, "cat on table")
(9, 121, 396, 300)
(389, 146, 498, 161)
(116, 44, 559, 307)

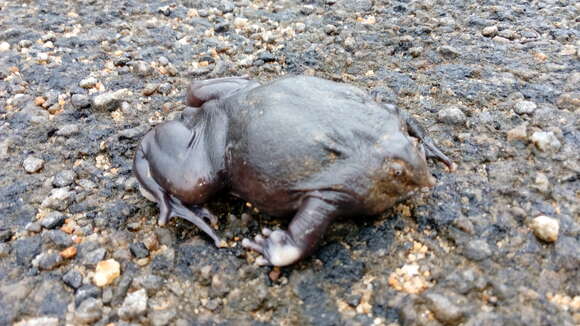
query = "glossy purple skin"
(133, 75, 453, 266)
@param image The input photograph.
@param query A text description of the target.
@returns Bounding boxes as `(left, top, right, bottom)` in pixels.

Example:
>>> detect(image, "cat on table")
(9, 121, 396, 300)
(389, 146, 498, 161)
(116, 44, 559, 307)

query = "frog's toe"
(242, 237, 265, 255)
(261, 228, 272, 236)
(243, 230, 302, 266)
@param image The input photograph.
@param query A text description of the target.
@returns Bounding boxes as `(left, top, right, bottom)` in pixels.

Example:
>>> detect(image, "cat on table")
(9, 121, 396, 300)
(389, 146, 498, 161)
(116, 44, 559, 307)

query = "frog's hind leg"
(405, 116, 456, 171)
(186, 76, 260, 107)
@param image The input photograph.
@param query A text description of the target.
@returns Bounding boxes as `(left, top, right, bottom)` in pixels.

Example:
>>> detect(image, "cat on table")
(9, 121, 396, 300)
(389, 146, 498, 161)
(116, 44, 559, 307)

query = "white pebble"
(530, 216, 559, 243)
(0, 41, 10, 52)
(79, 77, 98, 89)
(513, 100, 537, 115)
(23, 156, 44, 173)
(531, 131, 561, 152)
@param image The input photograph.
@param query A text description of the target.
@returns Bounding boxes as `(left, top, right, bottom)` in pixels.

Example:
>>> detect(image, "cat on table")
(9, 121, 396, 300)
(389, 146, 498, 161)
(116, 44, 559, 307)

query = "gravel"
(0, 0, 578, 325)
(530, 215, 560, 243)
(40, 211, 66, 229)
(22, 156, 44, 173)
(118, 289, 148, 320)
(62, 269, 83, 290)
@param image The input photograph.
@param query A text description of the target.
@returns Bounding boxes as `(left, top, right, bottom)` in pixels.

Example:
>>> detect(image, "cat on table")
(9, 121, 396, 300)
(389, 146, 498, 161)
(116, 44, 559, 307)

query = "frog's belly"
(227, 161, 303, 218)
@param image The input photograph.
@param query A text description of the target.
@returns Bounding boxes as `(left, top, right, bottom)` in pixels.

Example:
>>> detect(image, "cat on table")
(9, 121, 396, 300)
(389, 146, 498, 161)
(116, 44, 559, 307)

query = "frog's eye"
(390, 162, 405, 177)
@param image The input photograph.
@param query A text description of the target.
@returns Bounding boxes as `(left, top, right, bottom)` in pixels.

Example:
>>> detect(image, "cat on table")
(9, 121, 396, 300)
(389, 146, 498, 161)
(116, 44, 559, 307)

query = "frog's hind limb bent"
(186, 76, 260, 107)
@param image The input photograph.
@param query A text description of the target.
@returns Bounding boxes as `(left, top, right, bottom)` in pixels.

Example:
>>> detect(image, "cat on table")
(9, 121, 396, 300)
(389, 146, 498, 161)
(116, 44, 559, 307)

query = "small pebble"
(130, 242, 150, 259)
(45, 229, 73, 248)
(0, 243, 11, 258)
(74, 297, 103, 324)
(423, 292, 465, 325)
(41, 211, 66, 229)
(530, 131, 561, 152)
(13, 317, 59, 326)
(34, 251, 63, 270)
(438, 107, 466, 125)
(79, 77, 98, 89)
(0, 41, 11, 51)
(92, 89, 130, 111)
(530, 216, 559, 243)
(463, 239, 491, 261)
(60, 246, 77, 259)
(555, 92, 579, 111)
(25, 222, 42, 233)
(133, 61, 153, 77)
(506, 124, 527, 142)
(482, 26, 498, 37)
(75, 285, 102, 307)
(118, 288, 148, 320)
(438, 45, 460, 58)
(71, 94, 91, 108)
(62, 269, 83, 289)
(158, 56, 169, 66)
(18, 39, 32, 48)
(52, 170, 76, 187)
(0, 229, 12, 242)
(142, 83, 158, 96)
(41, 187, 73, 210)
(513, 100, 537, 115)
(94, 259, 121, 287)
(56, 124, 80, 137)
(23, 156, 44, 173)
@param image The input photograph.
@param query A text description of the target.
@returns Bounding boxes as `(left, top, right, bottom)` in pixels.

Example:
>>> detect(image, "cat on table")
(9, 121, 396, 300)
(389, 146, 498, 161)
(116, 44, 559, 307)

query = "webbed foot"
(242, 228, 301, 266)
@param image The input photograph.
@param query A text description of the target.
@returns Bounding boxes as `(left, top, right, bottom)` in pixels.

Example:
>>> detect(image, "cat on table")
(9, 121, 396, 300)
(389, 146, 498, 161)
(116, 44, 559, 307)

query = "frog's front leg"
(242, 192, 344, 266)
(405, 116, 456, 171)
(134, 147, 225, 247)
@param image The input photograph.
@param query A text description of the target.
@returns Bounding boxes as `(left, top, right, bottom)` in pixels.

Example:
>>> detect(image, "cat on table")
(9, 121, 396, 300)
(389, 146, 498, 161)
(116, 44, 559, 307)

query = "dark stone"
(63, 269, 83, 289)
(52, 170, 76, 187)
(0, 229, 12, 242)
(214, 22, 229, 33)
(80, 246, 106, 267)
(37, 283, 70, 317)
(44, 230, 73, 249)
(41, 211, 66, 229)
(111, 274, 133, 306)
(75, 285, 102, 307)
(13, 236, 42, 266)
(258, 51, 276, 62)
(71, 94, 91, 108)
(463, 240, 492, 261)
(129, 242, 150, 259)
(36, 252, 63, 270)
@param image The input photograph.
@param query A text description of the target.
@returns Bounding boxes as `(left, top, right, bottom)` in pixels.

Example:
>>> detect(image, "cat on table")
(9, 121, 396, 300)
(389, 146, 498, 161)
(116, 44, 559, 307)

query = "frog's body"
(134, 75, 454, 266)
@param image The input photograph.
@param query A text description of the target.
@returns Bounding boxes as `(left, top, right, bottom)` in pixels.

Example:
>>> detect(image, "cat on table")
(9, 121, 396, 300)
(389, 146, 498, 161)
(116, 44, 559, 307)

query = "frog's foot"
(158, 194, 225, 248)
(405, 116, 455, 171)
(242, 228, 301, 266)
(423, 142, 456, 172)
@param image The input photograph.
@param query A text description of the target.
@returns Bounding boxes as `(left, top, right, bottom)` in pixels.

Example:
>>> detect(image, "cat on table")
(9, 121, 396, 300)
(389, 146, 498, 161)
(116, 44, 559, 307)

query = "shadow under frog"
(133, 75, 454, 266)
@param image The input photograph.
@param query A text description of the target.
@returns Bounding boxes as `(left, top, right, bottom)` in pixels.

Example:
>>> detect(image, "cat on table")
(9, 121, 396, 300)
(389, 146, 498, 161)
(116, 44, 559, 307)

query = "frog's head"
(367, 134, 436, 212)
(383, 136, 437, 195)
(384, 135, 436, 191)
